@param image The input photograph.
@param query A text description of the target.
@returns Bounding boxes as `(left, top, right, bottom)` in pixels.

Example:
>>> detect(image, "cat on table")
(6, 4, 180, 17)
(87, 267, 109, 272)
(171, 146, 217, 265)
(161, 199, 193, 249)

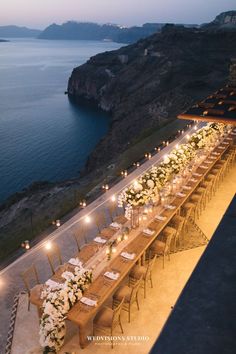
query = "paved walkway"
(0, 124, 202, 351)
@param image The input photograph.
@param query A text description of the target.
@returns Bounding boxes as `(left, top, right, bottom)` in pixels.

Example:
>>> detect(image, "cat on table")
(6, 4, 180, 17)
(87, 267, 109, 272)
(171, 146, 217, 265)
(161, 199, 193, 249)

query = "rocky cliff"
(38, 21, 164, 43)
(68, 22, 236, 172)
(202, 10, 236, 31)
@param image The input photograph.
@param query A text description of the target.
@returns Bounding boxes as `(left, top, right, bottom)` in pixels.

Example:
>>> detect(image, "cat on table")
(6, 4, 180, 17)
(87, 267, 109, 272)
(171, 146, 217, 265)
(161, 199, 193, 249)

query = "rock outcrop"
(68, 23, 236, 172)
(202, 11, 236, 32)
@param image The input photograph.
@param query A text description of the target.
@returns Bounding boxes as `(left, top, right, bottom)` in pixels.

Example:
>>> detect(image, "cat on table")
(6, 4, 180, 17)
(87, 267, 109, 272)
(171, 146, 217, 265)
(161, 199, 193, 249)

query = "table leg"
(79, 319, 93, 348)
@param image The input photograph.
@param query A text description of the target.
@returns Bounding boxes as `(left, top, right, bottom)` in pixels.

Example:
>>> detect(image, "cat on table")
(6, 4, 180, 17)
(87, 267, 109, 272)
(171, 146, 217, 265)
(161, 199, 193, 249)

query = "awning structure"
(178, 85, 236, 125)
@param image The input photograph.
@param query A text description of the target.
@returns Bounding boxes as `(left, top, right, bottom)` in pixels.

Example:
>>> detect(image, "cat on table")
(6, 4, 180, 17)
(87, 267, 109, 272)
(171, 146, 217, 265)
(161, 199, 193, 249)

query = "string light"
(136, 162, 140, 167)
(55, 220, 61, 227)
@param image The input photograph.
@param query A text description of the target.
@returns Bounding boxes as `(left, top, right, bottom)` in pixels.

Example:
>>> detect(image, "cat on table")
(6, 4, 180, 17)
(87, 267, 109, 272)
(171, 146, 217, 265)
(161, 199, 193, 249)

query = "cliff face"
(68, 24, 236, 172)
(38, 21, 164, 43)
(202, 11, 236, 31)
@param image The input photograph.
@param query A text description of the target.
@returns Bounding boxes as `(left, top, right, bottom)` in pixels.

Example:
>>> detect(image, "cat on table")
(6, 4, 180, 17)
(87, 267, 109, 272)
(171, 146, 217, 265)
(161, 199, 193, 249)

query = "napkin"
(94, 236, 107, 244)
(164, 204, 176, 210)
(183, 185, 191, 190)
(176, 192, 186, 198)
(143, 228, 155, 236)
(121, 252, 135, 260)
(45, 279, 60, 289)
(104, 271, 119, 280)
(80, 296, 97, 307)
(110, 222, 122, 229)
(68, 257, 82, 266)
(193, 173, 202, 177)
(155, 215, 167, 221)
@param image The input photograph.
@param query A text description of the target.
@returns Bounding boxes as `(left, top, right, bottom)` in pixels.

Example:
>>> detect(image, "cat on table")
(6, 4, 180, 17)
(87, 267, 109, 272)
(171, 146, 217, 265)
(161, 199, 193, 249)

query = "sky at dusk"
(0, 0, 235, 29)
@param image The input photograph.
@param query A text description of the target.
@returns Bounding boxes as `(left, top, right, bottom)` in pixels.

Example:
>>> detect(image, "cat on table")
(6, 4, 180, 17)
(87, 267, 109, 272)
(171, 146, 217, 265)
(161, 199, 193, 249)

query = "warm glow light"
(111, 195, 116, 202)
(117, 235, 122, 242)
(124, 235, 128, 240)
(0, 278, 4, 289)
(45, 241, 52, 251)
(186, 134, 190, 140)
(85, 215, 91, 223)
(112, 247, 117, 253)
(194, 125, 197, 130)
(136, 162, 140, 167)
(106, 248, 110, 254)
(25, 240, 30, 250)
(175, 144, 179, 149)
(148, 153, 152, 159)
(56, 219, 61, 227)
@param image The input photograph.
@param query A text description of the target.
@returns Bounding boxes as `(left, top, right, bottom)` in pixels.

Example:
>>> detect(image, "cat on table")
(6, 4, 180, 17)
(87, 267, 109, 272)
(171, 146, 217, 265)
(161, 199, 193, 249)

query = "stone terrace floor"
(9, 164, 236, 354)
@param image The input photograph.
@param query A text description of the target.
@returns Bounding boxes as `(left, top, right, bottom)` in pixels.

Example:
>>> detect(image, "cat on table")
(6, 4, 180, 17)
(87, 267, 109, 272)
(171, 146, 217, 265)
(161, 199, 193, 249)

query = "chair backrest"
(46, 243, 62, 274)
(164, 232, 174, 253)
(145, 254, 157, 278)
(108, 203, 117, 222)
(73, 226, 87, 251)
(95, 212, 106, 232)
(185, 205, 193, 221)
(176, 217, 185, 234)
(112, 297, 125, 328)
(130, 276, 143, 304)
(21, 265, 39, 295)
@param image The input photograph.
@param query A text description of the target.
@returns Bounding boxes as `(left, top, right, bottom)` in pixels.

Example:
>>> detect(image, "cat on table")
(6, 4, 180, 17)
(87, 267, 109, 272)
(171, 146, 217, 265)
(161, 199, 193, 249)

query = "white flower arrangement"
(39, 266, 92, 353)
(119, 123, 226, 216)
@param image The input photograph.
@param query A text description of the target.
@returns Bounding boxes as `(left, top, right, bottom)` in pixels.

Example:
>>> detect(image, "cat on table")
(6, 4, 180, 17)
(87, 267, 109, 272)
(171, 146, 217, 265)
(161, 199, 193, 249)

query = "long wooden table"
(31, 131, 235, 348)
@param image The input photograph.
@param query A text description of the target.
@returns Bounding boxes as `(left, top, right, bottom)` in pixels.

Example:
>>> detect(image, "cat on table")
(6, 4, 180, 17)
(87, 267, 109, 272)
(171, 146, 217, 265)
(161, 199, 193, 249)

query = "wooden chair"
(181, 202, 194, 242)
(94, 297, 125, 348)
(169, 215, 185, 251)
(73, 226, 87, 253)
(149, 226, 175, 268)
(113, 276, 143, 323)
(129, 255, 157, 298)
(21, 265, 40, 311)
(108, 203, 128, 225)
(95, 211, 116, 239)
(46, 243, 63, 275)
